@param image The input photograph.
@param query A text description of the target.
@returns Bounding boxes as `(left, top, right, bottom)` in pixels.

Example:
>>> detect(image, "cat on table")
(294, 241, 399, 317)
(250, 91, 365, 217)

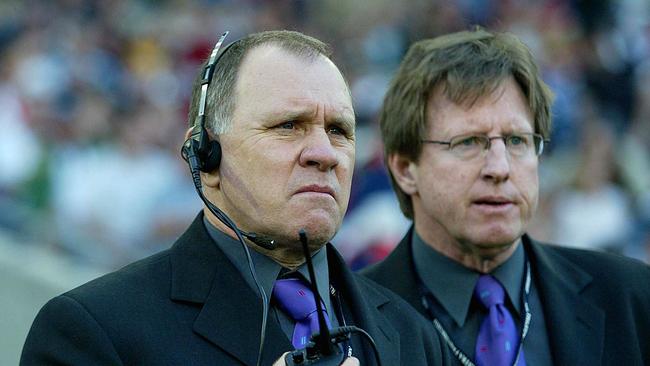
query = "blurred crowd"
(0, 0, 648, 270)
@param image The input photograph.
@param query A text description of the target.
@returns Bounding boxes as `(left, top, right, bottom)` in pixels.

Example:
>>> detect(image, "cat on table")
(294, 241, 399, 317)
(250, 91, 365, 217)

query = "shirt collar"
(412, 230, 525, 327)
(202, 216, 331, 309)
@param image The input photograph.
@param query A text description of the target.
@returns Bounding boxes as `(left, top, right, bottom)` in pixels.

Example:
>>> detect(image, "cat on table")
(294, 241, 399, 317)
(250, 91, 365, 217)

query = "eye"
(457, 136, 482, 147)
(278, 121, 296, 130)
(507, 134, 527, 146)
(327, 125, 346, 136)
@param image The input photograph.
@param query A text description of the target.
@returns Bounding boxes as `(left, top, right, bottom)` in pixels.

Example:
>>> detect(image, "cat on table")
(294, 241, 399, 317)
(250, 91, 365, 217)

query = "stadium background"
(1, 0, 649, 363)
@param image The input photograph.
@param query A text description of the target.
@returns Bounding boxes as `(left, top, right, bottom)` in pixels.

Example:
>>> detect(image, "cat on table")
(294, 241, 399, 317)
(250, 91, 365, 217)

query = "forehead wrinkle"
(266, 105, 317, 122)
(326, 102, 355, 127)
(235, 47, 354, 129)
(264, 96, 355, 127)
(428, 83, 533, 138)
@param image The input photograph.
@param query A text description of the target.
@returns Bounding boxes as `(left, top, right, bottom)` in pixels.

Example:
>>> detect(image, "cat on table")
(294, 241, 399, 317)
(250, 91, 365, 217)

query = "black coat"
(21, 215, 451, 365)
(363, 230, 650, 365)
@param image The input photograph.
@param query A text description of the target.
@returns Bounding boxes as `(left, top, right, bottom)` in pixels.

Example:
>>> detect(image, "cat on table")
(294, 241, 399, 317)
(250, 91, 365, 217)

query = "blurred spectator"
(0, 0, 648, 270)
(0, 61, 43, 234)
(551, 117, 635, 252)
(49, 100, 200, 267)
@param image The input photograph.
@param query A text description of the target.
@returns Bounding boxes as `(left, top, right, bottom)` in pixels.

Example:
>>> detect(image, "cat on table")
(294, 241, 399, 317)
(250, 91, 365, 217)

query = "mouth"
(295, 185, 336, 199)
(474, 198, 512, 204)
(472, 196, 515, 208)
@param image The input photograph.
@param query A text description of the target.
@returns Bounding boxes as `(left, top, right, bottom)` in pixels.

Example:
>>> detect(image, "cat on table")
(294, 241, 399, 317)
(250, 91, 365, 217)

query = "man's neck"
(203, 207, 318, 270)
(415, 225, 520, 273)
(457, 243, 519, 273)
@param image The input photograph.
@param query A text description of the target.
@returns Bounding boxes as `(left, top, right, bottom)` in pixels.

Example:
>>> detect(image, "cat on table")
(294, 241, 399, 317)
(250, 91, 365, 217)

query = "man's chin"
(465, 223, 520, 245)
(259, 222, 335, 250)
(469, 236, 520, 257)
(294, 224, 336, 246)
(477, 221, 524, 240)
(291, 213, 338, 240)
(472, 240, 516, 255)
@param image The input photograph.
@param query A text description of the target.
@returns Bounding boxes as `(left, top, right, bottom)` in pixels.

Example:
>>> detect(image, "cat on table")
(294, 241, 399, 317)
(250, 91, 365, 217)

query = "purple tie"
(474, 275, 526, 366)
(272, 278, 331, 348)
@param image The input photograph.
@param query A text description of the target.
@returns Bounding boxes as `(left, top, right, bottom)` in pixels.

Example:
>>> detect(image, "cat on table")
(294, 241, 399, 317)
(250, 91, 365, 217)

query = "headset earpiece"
(198, 138, 222, 172)
(183, 33, 235, 174)
(197, 124, 221, 172)
(181, 125, 222, 173)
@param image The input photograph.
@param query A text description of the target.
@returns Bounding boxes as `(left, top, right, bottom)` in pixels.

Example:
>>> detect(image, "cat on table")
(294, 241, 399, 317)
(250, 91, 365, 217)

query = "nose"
(299, 128, 339, 171)
(481, 138, 510, 183)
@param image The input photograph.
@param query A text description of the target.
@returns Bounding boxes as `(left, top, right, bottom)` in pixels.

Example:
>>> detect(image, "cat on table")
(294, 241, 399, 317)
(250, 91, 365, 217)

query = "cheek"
(436, 166, 473, 194)
(528, 174, 539, 212)
(337, 154, 355, 183)
(517, 165, 539, 214)
(337, 167, 354, 209)
(420, 169, 457, 208)
(431, 167, 480, 218)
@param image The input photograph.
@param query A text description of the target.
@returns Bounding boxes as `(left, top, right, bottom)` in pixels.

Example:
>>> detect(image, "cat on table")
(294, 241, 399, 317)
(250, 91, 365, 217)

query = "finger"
(341, 356, 360, 366)
(272, 352, 291, 366)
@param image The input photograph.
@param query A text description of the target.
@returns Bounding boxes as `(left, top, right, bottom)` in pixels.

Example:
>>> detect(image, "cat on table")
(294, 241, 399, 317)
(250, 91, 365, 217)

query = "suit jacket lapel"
(169, 214, 291, 365)
(193, 256, 291, 366)
(526, 237, 605, 365)
(327, 245, 400, 366)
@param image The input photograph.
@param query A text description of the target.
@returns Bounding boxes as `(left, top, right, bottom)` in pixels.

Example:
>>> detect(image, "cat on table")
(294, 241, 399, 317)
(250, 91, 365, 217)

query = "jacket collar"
(362, 227, 426, 315)
(327, 245, 400, 366)
(169, 213, 402, 365)
(169, 213, 290, 365)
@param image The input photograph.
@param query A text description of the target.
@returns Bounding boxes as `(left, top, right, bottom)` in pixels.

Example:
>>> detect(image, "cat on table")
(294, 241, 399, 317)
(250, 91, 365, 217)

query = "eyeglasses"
(421, 132, 547, 160)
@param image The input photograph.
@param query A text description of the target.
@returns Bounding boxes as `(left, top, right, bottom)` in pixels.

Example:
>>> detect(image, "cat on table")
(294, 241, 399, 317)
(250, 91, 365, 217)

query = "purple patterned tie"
(474, 275, 526, 366)
(272, 278, 331, 348)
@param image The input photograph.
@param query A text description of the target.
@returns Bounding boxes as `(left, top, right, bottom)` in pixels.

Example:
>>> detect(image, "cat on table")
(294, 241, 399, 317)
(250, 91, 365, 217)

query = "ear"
(387, 153, 419, 195)
(200, 172, 220, 190)
(200, 161, 221, 189)
(183, 127, 193, 141)
(185, 126, 221, 189)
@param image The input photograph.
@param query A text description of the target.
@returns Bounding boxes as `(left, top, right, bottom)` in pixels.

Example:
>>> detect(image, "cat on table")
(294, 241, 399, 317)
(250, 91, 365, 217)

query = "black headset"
(181, 32, 228, 174)
(180, 31, 276, 250)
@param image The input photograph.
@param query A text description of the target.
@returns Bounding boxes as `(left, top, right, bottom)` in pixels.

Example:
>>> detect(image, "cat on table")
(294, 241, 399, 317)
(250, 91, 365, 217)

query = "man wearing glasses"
(364, 28, 650, 365)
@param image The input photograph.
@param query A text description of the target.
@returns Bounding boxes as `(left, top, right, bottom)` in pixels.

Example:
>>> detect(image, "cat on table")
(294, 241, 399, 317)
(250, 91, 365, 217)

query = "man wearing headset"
(21, 30, 450, 365)
(364, 28, 650, 365)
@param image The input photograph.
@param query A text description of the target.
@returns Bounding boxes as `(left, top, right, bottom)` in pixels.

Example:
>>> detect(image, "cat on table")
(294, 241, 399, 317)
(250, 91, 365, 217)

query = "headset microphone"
(180, 30, 276, 252)
(240, 231, 276, 250)
(285, 231, 383, 366)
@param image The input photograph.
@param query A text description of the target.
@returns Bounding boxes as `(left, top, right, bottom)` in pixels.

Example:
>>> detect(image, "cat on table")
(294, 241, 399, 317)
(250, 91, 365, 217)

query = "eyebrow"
(267, 106, 356, 129)
(267, 108, 315, 123)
